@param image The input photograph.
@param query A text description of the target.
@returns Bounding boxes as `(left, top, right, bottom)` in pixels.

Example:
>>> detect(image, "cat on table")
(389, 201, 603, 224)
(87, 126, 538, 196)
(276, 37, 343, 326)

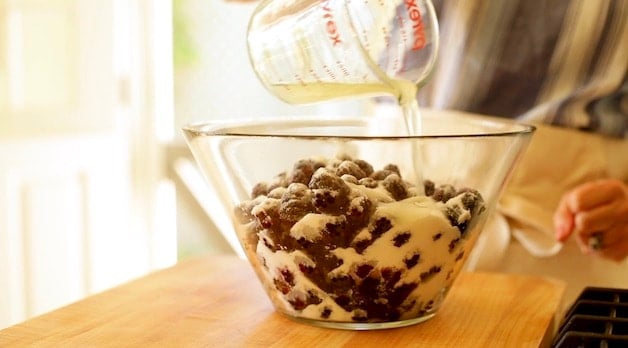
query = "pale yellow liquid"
(270, 80, 421, 134)
(270, 83, 396, 104)
(270, 80, 425, 192)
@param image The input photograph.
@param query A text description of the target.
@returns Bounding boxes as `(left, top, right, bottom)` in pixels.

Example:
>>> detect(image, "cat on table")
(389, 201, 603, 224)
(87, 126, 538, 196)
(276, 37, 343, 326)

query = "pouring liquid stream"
(388, 79, 426, 196)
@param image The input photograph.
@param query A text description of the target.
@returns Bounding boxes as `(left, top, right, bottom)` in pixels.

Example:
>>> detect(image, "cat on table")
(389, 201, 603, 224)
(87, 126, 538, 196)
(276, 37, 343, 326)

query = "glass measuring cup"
(247, 0, 439, 106)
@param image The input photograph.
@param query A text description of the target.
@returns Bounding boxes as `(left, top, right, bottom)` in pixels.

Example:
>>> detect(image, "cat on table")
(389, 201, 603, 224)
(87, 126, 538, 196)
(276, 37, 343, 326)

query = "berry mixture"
(234, 156, 485, 323)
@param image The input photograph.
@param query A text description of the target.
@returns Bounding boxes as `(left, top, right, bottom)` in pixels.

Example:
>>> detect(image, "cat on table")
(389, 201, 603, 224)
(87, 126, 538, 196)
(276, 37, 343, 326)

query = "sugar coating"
(234, 156, 485, 323)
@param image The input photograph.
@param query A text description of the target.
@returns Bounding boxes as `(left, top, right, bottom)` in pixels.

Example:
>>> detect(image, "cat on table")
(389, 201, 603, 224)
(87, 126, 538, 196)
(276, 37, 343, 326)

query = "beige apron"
(467, 122, 628, 309)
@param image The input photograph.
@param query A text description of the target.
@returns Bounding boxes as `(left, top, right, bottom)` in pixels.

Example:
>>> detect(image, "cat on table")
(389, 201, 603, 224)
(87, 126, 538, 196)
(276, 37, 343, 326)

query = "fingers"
(554, 179, 628, 262)
(552, 179, 613, 241)
(587, 232, 604, 251)
(564, 179, 626, 211)
(578, 227, 628, 262)
(554, 179, 627, 240)
(553, 195, 575, 242)
(604, 233, 628, 262)
(573, 201, 619, 238)
(575, 224, 622, 254)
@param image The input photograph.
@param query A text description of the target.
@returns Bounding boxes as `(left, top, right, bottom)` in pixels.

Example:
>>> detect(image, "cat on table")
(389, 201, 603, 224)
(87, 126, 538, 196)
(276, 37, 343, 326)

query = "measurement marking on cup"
(294, 74, 307, 86)
(336, 60, 351, 78)
(309, 69, 322, 82)
(322, 64, 337, 80)
(322, 1, 342, 46)
(398, 15, 408, 44)
(362, 29, 370, 50)
(381, 26, 390, 48)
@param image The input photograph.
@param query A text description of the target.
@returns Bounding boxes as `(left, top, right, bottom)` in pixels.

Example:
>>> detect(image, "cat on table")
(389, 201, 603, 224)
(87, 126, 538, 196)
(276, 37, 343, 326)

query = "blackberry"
(252, 199, 281, 229)
(347, 194, 371, 217)
(404, 253, 421, 269)
(390, 283, 418, 307)
(419, 265, 442, 282)
(382, 173, 408, 200)
(251, 182, 269, 198)
(351, 310, 369, 322)
(321, 307, 332, 319)
(340, 174, 358, 184)
(392, 231, 411, 247)
(335, 294, 351, 307)
(309, 168, 350, 213)
(445, 204, 472, 234)
(312, 190, 335, 211)
(353, 159, 374, 177)
(288, 291, 322, 311)
(288, 297, 306, 310)
(261, 236, 274, 251)
(358, 276, 380, 300)
(448, 238, 460, 253)
(424, 180, 435, 196)
(274, 277, 291, 294)
(358, 177, 378, 188)
(267, 186, 286, 199)
(281, 182, 310, 200)
(336, 160, 367, 179)
(445, 205, 463, 226)
(279, 200, 314, 222)
(432, 184, 456, 202)
(330, 275, 355, 296)
(279, 183, 315, 222)
(289, 159, 325, 185)
(345, 194, 372, 230)
(381, 268, 402, 288)
(352, 238, 372, 254)
(383, 164, 401, 176)
(309, 168, 349, 192)
(280, 268, 295, 286)
(371, 217, 393, 239)
(371, 169, 395, 180)
(459, 189, 483, 211)
(355, 264, 374, 278)
(299, 263, 315, 274)
(323, 217, 349, 246)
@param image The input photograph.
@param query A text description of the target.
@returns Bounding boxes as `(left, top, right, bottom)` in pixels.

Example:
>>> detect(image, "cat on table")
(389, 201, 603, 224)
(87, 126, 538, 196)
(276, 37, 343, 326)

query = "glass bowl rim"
(182, 115, 536, 140)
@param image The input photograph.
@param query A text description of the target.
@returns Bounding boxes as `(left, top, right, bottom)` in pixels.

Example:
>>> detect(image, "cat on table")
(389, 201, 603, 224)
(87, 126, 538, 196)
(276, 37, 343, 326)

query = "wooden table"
(0, 255, 565, 347)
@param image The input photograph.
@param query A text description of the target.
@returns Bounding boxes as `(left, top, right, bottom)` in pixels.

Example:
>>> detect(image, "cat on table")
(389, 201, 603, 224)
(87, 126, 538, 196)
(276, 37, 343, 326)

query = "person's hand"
(554, 179, 628, 262)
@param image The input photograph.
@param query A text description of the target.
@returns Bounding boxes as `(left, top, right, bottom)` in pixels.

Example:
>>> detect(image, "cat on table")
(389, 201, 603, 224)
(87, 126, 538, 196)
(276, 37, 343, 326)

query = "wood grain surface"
(0, 255, 565, 347)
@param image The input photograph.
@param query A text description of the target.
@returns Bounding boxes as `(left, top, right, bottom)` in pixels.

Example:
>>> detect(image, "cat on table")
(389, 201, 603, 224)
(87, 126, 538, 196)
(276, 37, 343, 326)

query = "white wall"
(173, 0, 370, 137)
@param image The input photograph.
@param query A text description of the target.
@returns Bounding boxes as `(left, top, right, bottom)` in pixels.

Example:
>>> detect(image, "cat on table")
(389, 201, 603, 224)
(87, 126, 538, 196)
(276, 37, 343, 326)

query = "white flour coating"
(235, 158, 484, 323)
(290, 213, 344, 241)
(238, 183, 478, 322)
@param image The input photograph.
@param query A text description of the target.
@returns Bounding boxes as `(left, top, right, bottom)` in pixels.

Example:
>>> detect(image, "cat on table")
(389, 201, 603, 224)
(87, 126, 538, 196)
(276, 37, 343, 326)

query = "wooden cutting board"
(0, 254, 565, 347)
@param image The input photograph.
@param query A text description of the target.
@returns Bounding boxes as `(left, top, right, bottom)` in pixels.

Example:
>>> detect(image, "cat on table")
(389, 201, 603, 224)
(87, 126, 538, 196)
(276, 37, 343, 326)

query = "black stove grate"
(552, 287, 628, 348)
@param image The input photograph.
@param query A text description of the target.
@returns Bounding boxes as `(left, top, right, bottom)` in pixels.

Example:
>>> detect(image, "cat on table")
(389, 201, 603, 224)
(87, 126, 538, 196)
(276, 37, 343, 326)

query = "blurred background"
(0, 0, 370, 328)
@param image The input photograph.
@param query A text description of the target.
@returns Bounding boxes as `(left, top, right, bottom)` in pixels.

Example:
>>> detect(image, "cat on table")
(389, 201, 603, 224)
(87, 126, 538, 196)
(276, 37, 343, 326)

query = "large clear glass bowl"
(182, 113, 535, 330)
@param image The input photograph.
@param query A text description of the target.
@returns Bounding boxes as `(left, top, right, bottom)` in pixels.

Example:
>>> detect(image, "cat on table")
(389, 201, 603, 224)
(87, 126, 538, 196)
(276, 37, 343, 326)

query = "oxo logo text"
(405, 0, 427, 50)
(322, 1, 342, 46)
